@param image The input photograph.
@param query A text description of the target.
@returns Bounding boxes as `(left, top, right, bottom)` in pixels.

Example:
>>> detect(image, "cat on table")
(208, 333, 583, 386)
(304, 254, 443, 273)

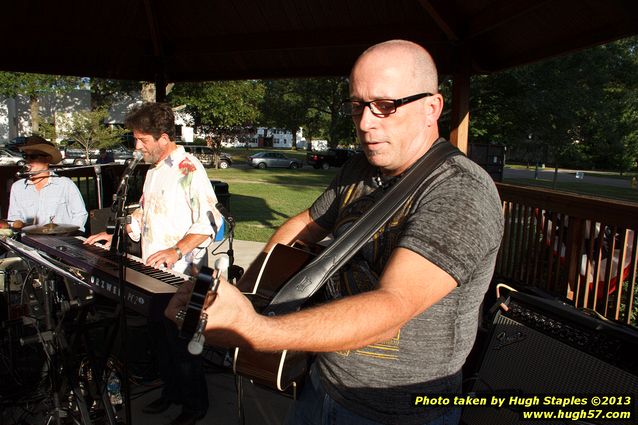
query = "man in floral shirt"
(127, 131, 220, 273)
(86, 103, 221, 425)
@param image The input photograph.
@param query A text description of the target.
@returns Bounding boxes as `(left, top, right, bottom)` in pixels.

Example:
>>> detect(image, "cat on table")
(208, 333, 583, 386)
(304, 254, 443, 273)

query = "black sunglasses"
(341, 92, 434, 117)
(23, 153, 50, 160)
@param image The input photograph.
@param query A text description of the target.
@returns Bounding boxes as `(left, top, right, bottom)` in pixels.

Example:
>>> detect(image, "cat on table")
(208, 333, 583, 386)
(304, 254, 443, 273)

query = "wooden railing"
(495, 183, 638, 325)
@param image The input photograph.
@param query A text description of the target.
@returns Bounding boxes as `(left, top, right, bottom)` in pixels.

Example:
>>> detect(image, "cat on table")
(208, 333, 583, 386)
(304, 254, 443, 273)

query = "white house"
(1, 88, 325, 149)
(108, 95, 194, 143)
(238, 127, 307, 149)
(0, 89, 196, 144)
(1, 89, 91, 142)
(218, 127, 330, 150)
(304, 139, 329, 151)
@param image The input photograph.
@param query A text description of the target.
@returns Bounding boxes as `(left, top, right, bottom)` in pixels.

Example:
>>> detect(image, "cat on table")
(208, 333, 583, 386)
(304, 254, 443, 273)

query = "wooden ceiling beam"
(467, 0, 551, 39)
(143, 0, 168, 100)
(416, 0, 461, 42)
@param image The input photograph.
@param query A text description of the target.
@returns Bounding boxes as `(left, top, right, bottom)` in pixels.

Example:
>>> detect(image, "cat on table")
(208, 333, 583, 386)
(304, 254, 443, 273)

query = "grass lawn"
(205, 159, 638, 242)
(207, 166, 337, 241)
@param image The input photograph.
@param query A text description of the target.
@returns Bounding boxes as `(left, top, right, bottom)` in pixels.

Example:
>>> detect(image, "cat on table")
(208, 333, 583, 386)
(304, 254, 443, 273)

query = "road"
(503, 167, 634, 188)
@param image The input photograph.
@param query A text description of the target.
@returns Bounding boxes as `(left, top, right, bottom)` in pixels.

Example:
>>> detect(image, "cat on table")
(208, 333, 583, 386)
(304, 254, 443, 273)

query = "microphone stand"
(215, 203, 243, 284)
(213, 207, 246, 423)
(226, 219, 239, 282)
(106, 156, 141, 425)
(15, 162, 119, 179)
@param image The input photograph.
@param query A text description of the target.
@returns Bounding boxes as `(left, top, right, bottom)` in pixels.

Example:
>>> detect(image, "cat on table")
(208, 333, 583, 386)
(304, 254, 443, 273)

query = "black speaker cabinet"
(89, 208, 141, 257)
(462, 290, 638, 425)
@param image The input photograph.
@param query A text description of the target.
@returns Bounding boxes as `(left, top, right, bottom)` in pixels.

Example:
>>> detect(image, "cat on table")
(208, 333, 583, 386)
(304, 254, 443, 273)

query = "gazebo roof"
(3, 0, 637, 82)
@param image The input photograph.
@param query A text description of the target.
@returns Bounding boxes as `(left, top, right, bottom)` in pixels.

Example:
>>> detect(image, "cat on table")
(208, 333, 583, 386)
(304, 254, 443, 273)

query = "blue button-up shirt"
(8, 174, 88, 231)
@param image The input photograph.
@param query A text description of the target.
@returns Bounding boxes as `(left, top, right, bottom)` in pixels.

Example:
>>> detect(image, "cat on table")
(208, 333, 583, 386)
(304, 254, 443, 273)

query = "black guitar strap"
(263, 138, 462, 316)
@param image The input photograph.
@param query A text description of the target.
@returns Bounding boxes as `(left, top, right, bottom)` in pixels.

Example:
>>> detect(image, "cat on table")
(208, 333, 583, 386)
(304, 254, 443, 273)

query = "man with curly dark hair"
(87, 103, 222, 425)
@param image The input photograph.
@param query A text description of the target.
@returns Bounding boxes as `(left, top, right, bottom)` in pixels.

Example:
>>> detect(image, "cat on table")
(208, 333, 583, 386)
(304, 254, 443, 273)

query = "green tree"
(300, 77, 351, 148)
(261, 79, 308, 150)
(469, 36, 638, 176)
(89, 78, 140, 110)
(260, 77, 352, 149)
(170, 80, 264, 132)
(61, 108, 128, 160)
(169, 80, 264, 166)
(582, 38, 638, 174)
(302, 108, 328, 150)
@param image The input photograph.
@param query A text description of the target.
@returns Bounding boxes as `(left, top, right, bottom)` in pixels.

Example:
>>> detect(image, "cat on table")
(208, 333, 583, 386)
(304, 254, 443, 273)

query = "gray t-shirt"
(309, 140, 504, 424)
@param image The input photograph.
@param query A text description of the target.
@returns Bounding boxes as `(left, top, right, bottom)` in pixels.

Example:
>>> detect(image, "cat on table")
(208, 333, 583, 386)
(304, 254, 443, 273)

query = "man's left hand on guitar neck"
(165, 274, 261, 347)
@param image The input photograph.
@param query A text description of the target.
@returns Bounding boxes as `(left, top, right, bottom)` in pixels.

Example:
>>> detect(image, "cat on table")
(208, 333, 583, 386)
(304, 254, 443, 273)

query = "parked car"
(6, 136, 28, 153)
(306, 148, 357, 169)
(0, 148, 26, 166)
(179, 144, 232, 169)
(59, 140, 99, 165)
(107, 145, 134, 164)
(247, 152, 303, 169)
(61, 148, 98, 165)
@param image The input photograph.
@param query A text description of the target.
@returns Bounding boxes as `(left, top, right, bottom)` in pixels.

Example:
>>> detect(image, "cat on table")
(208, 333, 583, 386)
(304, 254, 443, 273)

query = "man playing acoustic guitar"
(167, 39, 504, 425)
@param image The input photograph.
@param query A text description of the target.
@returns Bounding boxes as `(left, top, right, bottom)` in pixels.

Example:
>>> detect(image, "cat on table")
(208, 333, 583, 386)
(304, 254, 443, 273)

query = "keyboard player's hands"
(147, 248, 180, 270)
(84, 231, 113, 248)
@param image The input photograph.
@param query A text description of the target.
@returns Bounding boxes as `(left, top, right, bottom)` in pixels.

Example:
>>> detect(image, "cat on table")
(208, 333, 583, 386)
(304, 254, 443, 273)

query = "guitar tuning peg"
(211, 256, 229, 293)
(215, 256, 229, 274)
(188, 332, 205, 355)
(188, 312, 208, 355)
(175, 309, 186, 326)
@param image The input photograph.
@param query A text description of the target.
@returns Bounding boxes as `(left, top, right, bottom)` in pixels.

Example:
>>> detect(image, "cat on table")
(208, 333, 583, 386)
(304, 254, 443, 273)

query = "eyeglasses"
(23, 153, 50, 160)
(340, 92, 433, 117)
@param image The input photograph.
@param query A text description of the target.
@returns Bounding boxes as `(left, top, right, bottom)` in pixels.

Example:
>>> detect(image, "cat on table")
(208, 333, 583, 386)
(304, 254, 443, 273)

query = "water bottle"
(106, 371, 123, 405)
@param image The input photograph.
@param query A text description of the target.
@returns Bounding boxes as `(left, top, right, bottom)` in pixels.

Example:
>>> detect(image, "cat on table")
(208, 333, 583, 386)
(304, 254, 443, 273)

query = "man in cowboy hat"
(6, 135, 88, 231)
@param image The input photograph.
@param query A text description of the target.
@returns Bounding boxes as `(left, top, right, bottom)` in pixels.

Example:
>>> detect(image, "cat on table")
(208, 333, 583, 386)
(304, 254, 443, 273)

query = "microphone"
(15, 168, 49, 179)
(116, 150, 144, 193)
(123, 150, 144, 174)
(215, 202, 235, 225)
(15, 165, 28, 178)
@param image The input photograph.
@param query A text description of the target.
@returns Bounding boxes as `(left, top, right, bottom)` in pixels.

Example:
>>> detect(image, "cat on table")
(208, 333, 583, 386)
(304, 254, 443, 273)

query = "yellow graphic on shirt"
(335, 331, 401, 360)
(329, 180, 418, 361)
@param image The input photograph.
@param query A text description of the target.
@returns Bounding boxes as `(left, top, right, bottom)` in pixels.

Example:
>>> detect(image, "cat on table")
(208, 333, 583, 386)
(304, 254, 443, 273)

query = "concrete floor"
(207, 238, 265, 277)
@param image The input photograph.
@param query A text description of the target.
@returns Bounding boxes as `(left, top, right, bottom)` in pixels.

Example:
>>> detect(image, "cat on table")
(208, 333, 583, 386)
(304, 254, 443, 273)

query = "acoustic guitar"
(176, 243, 317, 393)
(233, 243, 320, 393)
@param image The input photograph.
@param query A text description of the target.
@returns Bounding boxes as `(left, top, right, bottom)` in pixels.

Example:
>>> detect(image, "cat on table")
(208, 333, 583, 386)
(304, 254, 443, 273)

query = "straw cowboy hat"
(19, 136, 62, 164)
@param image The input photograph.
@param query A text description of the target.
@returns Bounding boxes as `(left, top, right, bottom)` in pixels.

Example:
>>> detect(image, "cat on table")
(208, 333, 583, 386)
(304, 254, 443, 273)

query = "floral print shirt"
(128, 146, 221, 274)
